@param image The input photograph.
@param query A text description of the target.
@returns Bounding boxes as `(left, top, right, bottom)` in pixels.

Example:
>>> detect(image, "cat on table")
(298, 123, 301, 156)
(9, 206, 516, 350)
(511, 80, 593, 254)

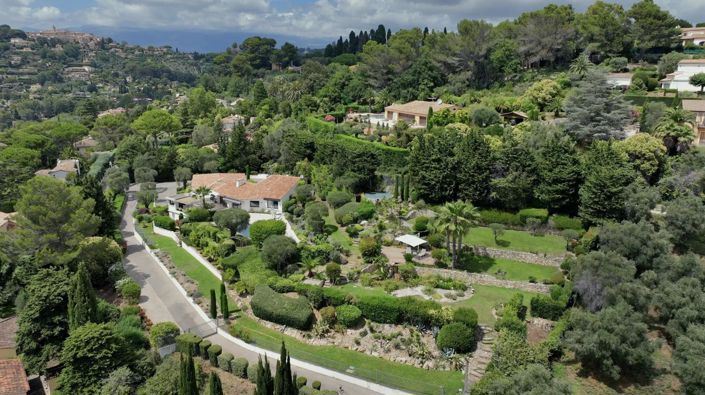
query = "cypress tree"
(208, 371, 224, 395)
(393, 175, 399, 199)
(68, 262, 98, 331)
(220, 282, 229, 319)
(256, 356, 274, 395)
(426, 107, 434, 130)
(400, 175, 406, 202)
(404, 174, 411, 202)
(210, 289, 217, 319)
(180, 353, 198, 395)
(274, 359, 284, 395)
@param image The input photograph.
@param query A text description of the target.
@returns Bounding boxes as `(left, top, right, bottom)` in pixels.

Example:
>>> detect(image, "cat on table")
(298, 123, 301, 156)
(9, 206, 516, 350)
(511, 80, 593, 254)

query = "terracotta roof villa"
(682, 99, 705, 146)
(168, 173, 301, 219)
(34, 159, 80, 181)
(0, 359, 29, 395)
(384, 100, 458, 127)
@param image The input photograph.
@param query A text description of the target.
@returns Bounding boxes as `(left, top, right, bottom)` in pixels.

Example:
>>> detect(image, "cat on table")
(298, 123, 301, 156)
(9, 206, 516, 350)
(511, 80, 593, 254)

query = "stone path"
(464, 325, 497, 389)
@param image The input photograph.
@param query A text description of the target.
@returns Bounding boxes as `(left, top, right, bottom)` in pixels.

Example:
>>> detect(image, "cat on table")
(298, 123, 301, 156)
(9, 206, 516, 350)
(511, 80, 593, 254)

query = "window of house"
(271, 200, 279, 208)
(249, 201, 260, 208)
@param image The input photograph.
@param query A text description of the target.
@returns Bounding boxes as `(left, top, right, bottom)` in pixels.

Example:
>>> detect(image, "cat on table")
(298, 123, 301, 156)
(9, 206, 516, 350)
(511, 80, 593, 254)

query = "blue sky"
(3, 0, 704, 50)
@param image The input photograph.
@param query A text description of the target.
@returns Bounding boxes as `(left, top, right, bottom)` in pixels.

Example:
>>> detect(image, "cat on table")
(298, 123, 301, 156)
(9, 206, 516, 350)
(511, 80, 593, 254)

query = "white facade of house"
(681, 27, 705, 47)
(661, 60, 705, 92)
(606, 73, 633, 89)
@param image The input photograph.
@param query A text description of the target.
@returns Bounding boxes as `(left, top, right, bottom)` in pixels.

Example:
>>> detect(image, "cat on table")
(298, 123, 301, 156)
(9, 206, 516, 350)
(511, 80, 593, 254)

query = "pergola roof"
(395, 234, 428, 248)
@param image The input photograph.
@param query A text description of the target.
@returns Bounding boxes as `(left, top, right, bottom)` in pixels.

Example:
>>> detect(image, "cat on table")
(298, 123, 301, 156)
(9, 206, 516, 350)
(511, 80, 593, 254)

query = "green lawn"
(325, 209, 358, 256)
(233, 316, 462, 395)
(220, 246, 277, 288)
(460, 255, 561, 282)
(465, 227, 566, 255)
(148, 227, 233, 308)
(113, 193, 126, 212)
(449, 284, 538, 324)
(336, 283, 389, 298)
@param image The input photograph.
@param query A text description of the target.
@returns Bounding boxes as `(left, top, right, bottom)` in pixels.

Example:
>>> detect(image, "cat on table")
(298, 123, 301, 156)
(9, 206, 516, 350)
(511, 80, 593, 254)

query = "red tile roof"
(192, 173, 300, 201)
(0, 359, 29, 395)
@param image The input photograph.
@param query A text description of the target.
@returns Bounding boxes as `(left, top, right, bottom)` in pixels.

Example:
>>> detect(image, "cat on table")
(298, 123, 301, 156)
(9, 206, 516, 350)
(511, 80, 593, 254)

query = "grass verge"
(460, 255, 561, 282)
(465, 227, 566, 255)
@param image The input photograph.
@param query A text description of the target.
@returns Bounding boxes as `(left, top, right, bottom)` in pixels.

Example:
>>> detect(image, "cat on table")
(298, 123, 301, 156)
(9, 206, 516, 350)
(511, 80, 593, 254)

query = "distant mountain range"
(27, 26, 328, 53)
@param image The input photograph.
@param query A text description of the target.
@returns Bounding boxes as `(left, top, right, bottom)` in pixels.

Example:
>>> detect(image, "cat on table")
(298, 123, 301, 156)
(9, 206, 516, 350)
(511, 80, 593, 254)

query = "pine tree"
(210, 289, 217, 319)
(220, 282, 229, 319)
(67, 262, 98, 331)
(180, 353, 198, 395)
(208, 371, 224, 395)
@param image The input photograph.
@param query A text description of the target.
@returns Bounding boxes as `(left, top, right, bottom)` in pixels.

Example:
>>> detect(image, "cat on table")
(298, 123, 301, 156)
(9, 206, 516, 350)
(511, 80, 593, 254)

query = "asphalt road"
(122, 183, 402, 395)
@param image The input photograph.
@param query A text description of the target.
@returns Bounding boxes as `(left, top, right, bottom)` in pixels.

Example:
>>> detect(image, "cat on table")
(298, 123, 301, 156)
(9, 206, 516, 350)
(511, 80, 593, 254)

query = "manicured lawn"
(464, 227, 566, 255)
(460, 255, 561, 282)
(449, 284, 538, 324)
(221, 246, 277, 287)
(148, 227, 233, 308)
(233, 316, 463, 395)
(337, 283, 389, 298)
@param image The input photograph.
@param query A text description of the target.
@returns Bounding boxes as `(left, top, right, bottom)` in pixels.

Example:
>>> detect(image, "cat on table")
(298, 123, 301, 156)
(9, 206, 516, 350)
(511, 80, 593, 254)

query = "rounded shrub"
(118, 279, 141, 304)
(335, 305, 362, 328)
(153, 215, 176, 231)
(250, 219, 286, 246)
(247, 363, 259, 383)
(312, 380, 321, 390)
(326, 190, 354, 208)
(207, 344, 222, 366)
(320, 306, 336, 326)
(334, 202, 359, 225)
(436, 323, 474, 353)
(232, 357, 249, 378)
(198, 340, 211, 358)
(413, 216, 430, 233)
(175, 333, 202, 356)
(452, 307, 478, 329)
(218, 352, 234, 372)
(186, 207, 211, 222)
(149, 321, 180, 348)
(296, 376, 307, 388)
(250, 285, 314, 330)
(359, 237, 381, 259)
(261, 235, 299, 273)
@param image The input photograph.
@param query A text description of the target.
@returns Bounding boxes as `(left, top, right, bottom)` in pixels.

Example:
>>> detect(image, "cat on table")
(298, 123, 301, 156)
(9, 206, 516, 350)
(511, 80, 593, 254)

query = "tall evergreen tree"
(455, 131, 492, 205)
(535, 134, 583, 214)
(409, 132, 458, 204)
(274, 343, 295, 395)
(179, 353, 198, 395)
(208, 371, 224, 395)
(404, 174, 411, 202)
(256, 356, 274, 395)
(220, 282, 229, 319)
(81, 175, 116, 236)
(210, 289, 217, 319)
(426, 107, 434, 130)
(67, 262, 98, 331)
(399, 173, 406, 202)
(393, 175, 399, 199)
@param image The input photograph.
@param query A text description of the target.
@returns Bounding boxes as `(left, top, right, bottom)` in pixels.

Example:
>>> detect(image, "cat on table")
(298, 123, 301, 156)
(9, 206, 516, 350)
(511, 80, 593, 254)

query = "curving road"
(122, 183, 407, 395)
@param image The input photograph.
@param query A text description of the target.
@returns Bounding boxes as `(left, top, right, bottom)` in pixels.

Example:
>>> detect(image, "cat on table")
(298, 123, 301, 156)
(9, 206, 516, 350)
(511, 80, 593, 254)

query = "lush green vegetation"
(464, 227, 566, 254)
(460, 256, 561, 282)
(450, 285, 538, 324)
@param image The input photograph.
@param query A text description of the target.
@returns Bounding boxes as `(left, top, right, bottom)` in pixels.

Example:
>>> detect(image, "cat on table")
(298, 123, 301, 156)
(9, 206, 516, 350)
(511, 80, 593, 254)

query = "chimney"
(236, 179, 245, 187)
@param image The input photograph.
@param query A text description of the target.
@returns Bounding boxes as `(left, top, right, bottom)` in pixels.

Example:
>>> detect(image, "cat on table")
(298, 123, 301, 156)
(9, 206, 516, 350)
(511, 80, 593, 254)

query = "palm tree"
(194, 186, 212, 208)
(300, 256, 320, 278)
(432, 201, 480, 268)
(654, 107, 695, 155)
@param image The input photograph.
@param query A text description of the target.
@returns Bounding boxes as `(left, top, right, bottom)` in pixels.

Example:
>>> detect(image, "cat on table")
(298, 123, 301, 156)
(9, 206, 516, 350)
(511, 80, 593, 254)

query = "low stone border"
(415, 266, 551, 294)
(472, 246, 567, 267)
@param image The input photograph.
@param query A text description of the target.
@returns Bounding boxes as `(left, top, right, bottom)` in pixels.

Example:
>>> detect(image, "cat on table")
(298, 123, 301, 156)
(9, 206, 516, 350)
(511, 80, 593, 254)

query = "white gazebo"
(395, 234, 428, 255)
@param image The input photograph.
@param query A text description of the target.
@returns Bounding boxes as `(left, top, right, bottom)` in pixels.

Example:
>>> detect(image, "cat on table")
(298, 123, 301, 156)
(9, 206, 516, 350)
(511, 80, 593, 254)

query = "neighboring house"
(500, 111, 529, 125)
(167, 173, 300, 219)
(97, 107, 126, 118)
(681, 27, 705, 47)
(221, 115, 245, 132)
(384, 100, 458, 127)
(34, 159, 80, 180)
(0, 359, 30, 395)
(73, 136, 98, 154)
(0, 212, 16, 231)
(660, 59, 705, 91)
(606, 73, 633, 89)
(682, 99, 705, 146)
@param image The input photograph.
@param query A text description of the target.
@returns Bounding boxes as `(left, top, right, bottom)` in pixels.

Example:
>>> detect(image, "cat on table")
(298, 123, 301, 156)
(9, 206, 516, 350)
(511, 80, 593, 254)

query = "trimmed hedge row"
(176, 333, 202, 355)
(478, 209, 521, 226)
(518, 208, 549, 224)
(530, 295, 567, 321)
(218, 352, 234, 372)
(153, 215, 176, 231)
(251, 285, 314, 329)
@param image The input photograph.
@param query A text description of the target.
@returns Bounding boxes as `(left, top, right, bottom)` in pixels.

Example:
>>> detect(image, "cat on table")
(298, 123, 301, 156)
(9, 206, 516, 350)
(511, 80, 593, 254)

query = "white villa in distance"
(660, 59, 705, 92)
(681, 27, 705, 47)
(167, 173, 301, 220)
(34, 159, 80, 181)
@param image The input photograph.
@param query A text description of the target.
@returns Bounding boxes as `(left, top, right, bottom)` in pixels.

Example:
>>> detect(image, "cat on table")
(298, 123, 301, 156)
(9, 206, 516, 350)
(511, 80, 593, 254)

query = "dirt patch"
(201, 360, 255, 395)
(526, 318, 554, 345)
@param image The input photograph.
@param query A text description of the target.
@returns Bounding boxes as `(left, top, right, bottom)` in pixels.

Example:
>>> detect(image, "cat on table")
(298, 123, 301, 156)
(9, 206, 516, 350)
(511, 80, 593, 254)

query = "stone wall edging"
(416, 266, 551, 293)
(472, 246, 567, 267)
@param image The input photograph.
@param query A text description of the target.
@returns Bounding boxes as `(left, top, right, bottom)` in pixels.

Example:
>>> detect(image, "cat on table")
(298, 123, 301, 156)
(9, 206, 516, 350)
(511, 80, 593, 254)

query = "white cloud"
(2, 0, 705, 41)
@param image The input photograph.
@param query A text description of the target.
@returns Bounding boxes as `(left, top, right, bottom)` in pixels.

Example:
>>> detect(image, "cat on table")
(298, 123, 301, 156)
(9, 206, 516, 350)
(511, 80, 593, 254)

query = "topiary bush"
(413, 216, 430, 233)
(232, 357, 249, 378)
(319, 306, 336, 326)
(175, 333, 202, 356)
(296, 376, 307, 388)
(530, 295, 566, 321)
(453, 307, 478, 330)
(149, 321, 180, 348)
(326, 190, 354, 209)
(355, 199, 375, 221)
(247, 363, 259, 383)
(153, 215, 176, 231)
(198, 340, 211, 358)
(436, 323, 474, 353)
(250, 219, 286, 246)
(251, 285, 314, 330)
(335, 305, 362, 327)
(334, 202, 360, 225)
(207, 344, 222, 366)
(312, 380, 321, 390)
(518, 208, 549, 224)
(218, 352, 234, 372)
(551, 215, 584, 231)
(479, 209, 521, 226)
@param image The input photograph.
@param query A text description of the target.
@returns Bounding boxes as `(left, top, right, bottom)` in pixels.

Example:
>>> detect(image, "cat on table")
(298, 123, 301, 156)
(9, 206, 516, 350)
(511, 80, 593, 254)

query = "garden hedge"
(551, 215, 584, 231)
(296, 376, 308, 388)
(326, 190, 354, 208)
(335, 305, 362, 327)
(198, 340, 211, 358)
(251, 285, 314, 330)
(436, 323, 474, 353)
(153, 215, 176, 231)
(149, 321, 180, 348)
(175, 333, 202, 356)
(518, 208, 549, 224)
(249, 219, 286, 246)
(530, 295, 566, 321)
(247, 363, 259, 383)
(453, 307, 478, 329)
(207, 344, 222, 366)
(478, 209, 521, 226)
(232, 357, 249, 378)
(186, 207, 211, 222)
(217, 352, 234, 372)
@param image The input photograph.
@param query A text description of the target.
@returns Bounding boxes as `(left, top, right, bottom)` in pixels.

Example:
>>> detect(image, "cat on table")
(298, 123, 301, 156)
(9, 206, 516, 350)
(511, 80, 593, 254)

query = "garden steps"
(464, 325, 498, 390)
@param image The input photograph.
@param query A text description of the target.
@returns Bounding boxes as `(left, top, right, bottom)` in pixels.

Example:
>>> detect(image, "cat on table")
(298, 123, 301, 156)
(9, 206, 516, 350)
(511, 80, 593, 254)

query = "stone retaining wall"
(416, 266, 551, 294)
(473, 246, 567, 267)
